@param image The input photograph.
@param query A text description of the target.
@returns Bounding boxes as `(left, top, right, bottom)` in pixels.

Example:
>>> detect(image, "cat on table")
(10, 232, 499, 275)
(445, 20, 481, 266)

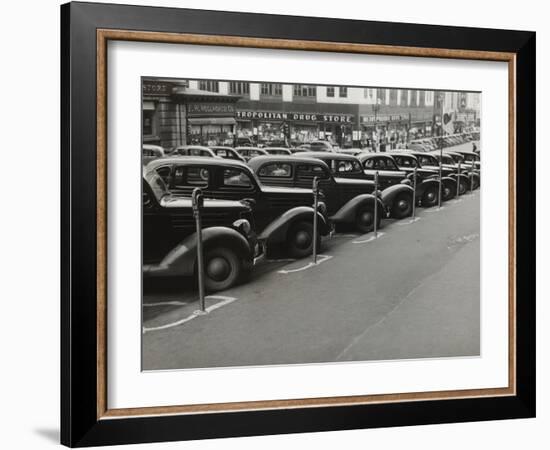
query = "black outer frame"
(60, 1, 535, 447)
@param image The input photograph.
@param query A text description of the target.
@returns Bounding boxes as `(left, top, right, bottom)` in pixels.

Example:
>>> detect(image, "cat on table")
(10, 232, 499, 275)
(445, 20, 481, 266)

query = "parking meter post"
(374, 171, 379, 238)
(457, 162, 461, 198)
(192, 188, 206, 313)
(412, 167, 417, 220)
(470, 159, 475, 194)
(312, 177, 319, 265)
(438, 147, 443, 209)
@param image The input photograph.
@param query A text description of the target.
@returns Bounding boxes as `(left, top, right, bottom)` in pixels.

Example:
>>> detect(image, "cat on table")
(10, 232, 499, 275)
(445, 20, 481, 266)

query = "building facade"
(142, 78, 480, 149)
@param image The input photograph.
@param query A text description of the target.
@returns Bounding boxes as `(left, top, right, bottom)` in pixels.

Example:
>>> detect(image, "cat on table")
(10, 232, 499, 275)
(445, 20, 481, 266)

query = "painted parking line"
(423, 206, 446, 213)
(352, 232, 385, 244)
(277, 255, 333, 274)
(395, 217, 421, 226)
(143, 301, 190, 307)
(142, 295, 237, 333)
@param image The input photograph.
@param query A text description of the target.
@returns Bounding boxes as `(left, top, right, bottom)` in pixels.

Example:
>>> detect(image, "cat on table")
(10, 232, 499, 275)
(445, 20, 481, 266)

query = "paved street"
(142, 190, 480, 370)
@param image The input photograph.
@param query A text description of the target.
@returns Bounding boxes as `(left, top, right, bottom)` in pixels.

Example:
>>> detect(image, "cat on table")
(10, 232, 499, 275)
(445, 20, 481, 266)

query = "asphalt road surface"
(142, 190, 480, 370)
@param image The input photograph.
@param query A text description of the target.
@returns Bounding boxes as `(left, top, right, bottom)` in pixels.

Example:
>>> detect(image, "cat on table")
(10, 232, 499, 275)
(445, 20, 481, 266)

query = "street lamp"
(372, 97, 382, 152)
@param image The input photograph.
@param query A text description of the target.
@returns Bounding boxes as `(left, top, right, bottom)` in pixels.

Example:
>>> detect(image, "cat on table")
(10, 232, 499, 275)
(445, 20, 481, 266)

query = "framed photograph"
(61, 1, 535, 447)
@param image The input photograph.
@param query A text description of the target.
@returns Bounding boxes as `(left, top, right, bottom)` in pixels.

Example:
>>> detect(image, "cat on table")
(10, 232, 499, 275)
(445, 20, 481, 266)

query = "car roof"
(174, 145, 213, 151)
(357, 153, 396, 160)
(385, 152, 418, 159)
(265, 147, 291, 151)
(145, 156, 251, 172)
(247, 155, 330, 171)
(235, 146, 266, 151)
(299, 151, 359, 161)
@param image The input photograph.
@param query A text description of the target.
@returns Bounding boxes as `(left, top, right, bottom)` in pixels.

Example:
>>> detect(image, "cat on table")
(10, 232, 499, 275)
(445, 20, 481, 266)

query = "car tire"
(355, 204, 381, 233)
(422, 186, 439, 207)
(391, 192, 413, 219)
(457, 178, 468, 195)
(442, 182, 455, 201)
(202, 247, 243, 292)
(470, 176, 480, 190)
(286, 221, 320, 258)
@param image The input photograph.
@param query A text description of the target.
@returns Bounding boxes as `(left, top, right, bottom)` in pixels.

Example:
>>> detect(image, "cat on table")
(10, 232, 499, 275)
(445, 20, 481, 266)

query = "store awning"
(187, 117, 236, 125)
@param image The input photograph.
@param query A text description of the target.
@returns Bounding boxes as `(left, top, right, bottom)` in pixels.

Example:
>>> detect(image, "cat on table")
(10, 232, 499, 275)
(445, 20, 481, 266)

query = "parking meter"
(192, 188, 206, 313)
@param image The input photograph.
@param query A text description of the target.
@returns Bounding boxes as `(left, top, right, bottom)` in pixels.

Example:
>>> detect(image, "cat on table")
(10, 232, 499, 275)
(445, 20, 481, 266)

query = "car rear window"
(258, 163, 292, 178)
(223, 168, 254, 188)
(172, 166, 210, 187)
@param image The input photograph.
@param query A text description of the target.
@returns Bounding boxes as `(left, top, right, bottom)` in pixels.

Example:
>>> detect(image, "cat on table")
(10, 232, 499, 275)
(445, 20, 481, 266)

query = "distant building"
(142, 78, 480, 149)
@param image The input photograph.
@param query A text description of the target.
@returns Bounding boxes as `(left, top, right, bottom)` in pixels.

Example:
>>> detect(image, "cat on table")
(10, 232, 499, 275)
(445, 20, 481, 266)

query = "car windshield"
(145, 171, 168, 202)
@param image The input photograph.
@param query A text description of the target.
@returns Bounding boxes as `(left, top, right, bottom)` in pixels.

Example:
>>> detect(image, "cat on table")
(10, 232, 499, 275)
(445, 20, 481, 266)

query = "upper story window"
(425, 91, 434, 105)
(326, 86, 335, 97)
(293, 85, 316, 97)
(261, 83, 282, 96)
(229, 82, 250, 95)
(198, 80, 219, 92)
(339, 86, 348, 98)
(389, 89, 398, 105)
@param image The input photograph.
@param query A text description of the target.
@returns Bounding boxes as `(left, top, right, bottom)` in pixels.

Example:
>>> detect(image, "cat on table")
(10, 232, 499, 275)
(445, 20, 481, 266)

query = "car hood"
(160, 196, 251, 211)
(334, 177, 374, 186)
(260, 185, 313, 195)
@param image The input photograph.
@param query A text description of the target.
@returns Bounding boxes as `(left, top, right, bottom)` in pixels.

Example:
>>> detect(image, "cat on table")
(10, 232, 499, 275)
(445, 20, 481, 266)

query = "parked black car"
(234, 147, 268, 162)
(147, 157, 331, 258)
(402, 151, 471, 195)
(297, 152, 415, 219)
(387, 152, 459, 202)
(428, 151, 480, 190)
(358, 153, 445, 207)
(210, 146, 246, 162)
(142, 168, 255, 292)
(248, 155, 411, 232)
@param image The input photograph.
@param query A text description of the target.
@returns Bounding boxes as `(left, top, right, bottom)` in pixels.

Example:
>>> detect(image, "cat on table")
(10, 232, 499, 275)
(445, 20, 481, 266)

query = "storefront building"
(235, 106, 358, 147)
(143, 80, 481, 150)
(142, 79, 240, 149)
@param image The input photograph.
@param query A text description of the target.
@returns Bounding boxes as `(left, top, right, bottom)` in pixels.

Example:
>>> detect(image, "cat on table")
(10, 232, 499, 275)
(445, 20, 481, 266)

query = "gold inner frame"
(96, 29, 517, 420)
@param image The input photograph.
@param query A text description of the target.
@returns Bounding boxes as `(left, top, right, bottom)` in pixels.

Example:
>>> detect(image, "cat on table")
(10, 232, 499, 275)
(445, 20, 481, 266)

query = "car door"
(295, 163, 339, 214)
(366, 156, 406, 188)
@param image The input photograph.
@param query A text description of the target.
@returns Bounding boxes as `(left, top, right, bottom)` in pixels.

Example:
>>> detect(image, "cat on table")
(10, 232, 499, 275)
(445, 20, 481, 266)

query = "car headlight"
(317, 201, 327, 216)
(233, 219, 252, 236)
(401, 178, 412, 186)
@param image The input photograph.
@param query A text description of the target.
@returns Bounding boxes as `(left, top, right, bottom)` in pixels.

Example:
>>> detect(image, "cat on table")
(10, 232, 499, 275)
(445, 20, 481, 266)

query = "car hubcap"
(294, 230, 311, 249)
(360, 211, 373, 225)
(397, 199, 409, 210)
(206, 257, 231, 281)
(426, 192, 435, 201)
(444, 187, 451, 197)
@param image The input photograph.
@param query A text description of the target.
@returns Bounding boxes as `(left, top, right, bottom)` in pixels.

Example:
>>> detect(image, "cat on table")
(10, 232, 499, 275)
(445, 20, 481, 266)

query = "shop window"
(258, 163, 292, 178)
(198, 80, 219, 92)
(222, 169, 254, 188)
(142, 110, 155, 136)
(261, 83, 282, 96)
(229, 82, 250, 95)
(339, 86, 348, 98)
(326, 87, 335, 97)
(409, 89, 417, 106)
(172, 167, 210, 188)
(293, 85, 316, 97)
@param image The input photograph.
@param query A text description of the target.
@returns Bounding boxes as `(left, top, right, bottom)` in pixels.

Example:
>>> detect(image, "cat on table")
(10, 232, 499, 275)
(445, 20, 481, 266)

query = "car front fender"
(379, 183, 414, 207)
(330, 194, 386, 224)
(143, 226, 252, 278)
(258, 206, 329, 245)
